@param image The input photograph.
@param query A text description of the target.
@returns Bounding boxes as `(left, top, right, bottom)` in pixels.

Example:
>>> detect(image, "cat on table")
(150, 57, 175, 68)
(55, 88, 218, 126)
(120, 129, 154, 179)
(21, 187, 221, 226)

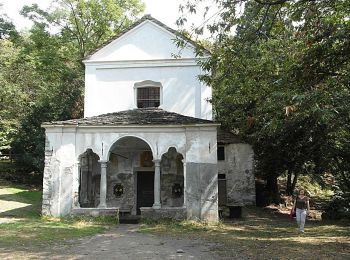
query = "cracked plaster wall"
(43, 126, 218, 221)
(218, 143, 255, 206)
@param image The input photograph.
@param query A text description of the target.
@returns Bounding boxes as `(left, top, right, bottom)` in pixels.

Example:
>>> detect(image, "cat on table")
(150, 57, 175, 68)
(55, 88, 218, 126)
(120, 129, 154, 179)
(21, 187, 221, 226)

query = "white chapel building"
(41, 15, 255, 222)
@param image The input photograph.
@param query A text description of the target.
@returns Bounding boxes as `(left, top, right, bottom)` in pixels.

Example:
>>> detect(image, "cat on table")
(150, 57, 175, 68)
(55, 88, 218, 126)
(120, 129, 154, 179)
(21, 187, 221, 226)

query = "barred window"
(137, 87, 160, 108)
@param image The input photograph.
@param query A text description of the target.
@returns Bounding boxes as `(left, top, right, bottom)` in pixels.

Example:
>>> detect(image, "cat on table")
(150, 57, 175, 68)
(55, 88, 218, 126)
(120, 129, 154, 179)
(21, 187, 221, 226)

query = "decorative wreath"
(113, 183, 124, 197)
(172, 183, 183, 198)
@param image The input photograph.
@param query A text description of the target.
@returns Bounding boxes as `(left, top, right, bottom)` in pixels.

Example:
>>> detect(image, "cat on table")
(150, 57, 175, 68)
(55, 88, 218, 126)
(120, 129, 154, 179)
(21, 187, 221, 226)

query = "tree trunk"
(266, 174, 279, 204)
(291, 173, 299, 195)
(286, 170, 292, 195)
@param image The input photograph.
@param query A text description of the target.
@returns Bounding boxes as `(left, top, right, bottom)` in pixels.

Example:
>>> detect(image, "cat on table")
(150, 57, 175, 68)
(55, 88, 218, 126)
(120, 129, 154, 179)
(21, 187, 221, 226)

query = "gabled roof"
(83, 15, 210, 60)
(42, 108, 218, 127)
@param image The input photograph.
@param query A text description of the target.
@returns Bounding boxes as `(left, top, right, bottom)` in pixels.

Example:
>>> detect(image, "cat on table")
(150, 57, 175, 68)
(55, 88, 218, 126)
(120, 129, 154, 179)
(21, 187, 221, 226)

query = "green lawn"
(140, 207, 350, 259)
(1, 178, 348, 259)
(0, 180, 109, 249)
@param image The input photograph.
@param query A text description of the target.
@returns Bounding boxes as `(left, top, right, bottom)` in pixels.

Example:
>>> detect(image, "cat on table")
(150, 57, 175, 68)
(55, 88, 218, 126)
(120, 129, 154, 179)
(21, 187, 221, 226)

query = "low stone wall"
(140, 207, 187, 220)
(71, 207, 119, 217)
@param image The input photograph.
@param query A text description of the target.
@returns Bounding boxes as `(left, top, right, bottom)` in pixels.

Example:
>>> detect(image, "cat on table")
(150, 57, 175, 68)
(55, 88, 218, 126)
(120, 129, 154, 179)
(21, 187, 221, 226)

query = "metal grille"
(137, 87, 160, 108)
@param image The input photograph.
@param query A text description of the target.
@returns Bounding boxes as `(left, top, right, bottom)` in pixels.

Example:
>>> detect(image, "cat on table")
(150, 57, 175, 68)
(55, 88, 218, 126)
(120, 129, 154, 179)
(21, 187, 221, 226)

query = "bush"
(322, 186, 350, 220)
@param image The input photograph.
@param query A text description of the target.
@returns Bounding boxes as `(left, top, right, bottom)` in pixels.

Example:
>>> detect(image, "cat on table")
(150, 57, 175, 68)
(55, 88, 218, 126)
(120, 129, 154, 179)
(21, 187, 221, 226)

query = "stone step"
(119, 215, 141, 224)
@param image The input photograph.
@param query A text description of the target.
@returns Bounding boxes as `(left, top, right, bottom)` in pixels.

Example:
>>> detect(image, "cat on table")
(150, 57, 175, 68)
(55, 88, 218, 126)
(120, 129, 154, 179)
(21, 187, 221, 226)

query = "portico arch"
(78, 149, 101, 208)
(106, 136, 157, 214)
(160, 147, 185, 207)
(106, 135, 156, 161)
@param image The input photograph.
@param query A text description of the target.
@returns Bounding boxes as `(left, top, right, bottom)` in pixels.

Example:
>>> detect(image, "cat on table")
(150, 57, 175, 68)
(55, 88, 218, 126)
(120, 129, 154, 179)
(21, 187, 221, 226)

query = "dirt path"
(1, 224, 220, 260)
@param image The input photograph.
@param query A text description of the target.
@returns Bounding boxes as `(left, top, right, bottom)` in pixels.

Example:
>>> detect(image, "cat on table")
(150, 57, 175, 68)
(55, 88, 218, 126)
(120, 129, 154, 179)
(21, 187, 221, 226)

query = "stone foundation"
(71, 207, 119, 217)
(140, 207, 186, 220)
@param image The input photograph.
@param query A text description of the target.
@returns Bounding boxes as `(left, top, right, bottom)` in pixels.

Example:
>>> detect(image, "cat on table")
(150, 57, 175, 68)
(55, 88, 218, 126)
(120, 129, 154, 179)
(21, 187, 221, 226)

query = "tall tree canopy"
(21, 0, 145, 58)
(179, 0, 350, 200)
(0, 0, 144, 175)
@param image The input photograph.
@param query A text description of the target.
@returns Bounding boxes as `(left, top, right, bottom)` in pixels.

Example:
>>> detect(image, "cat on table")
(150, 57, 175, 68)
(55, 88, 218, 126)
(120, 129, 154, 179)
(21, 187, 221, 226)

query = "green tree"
(180, 0, 350, 200)
(21, 0, 144, 58)
(1, 0, 144, 175)
(0, 4, 18, 40)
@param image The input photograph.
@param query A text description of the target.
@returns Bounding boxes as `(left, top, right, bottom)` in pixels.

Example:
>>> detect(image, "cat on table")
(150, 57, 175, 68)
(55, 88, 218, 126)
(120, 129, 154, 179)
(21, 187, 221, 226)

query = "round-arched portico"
(75, 136, 188, 216)
(105, 134, 156, 161)
(42, 107, 219, 221)
(106, 136, 156, 214)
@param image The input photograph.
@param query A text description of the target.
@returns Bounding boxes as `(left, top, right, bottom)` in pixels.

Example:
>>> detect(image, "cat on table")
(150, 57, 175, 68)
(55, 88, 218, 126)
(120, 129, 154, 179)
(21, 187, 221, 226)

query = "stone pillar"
(98, 160, 108, 208)
(153, 159, 161, 209)
(42, 149, 53, 216)
(73, 161, 81, 207)
(182, 159, 186, 207)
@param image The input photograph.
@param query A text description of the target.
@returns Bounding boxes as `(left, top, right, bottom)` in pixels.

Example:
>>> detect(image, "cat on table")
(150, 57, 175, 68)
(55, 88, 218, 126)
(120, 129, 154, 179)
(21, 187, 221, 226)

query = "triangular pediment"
(84, 16, 205, 62)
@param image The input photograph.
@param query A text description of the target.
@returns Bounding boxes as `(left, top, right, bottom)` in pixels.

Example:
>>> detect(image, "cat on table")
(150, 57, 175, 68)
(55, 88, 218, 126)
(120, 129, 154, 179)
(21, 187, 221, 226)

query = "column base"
(98, 203, 107, 208)
(152, 203, 161, 209)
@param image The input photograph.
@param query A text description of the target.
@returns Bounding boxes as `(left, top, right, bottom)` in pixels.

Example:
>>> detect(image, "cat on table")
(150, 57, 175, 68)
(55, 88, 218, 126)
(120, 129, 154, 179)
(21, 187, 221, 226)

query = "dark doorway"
(137, 171, 154, 215)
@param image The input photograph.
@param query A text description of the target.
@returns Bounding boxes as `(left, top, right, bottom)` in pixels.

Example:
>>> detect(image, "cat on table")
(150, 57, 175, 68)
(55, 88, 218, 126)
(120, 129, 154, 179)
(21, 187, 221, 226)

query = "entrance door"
(137, 172, 154, 215)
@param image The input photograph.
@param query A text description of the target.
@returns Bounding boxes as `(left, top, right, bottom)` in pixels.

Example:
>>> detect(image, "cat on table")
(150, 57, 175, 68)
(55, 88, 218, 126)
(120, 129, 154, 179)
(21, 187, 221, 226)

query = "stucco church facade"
(41, 16, 255, 222)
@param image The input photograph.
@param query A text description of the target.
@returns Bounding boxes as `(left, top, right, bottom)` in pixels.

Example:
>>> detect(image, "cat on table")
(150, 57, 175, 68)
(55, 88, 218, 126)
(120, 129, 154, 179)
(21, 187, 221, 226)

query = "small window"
(137, 87, 160, 108)
(218, 174, 226, 180)
(217, 146, 225, 161)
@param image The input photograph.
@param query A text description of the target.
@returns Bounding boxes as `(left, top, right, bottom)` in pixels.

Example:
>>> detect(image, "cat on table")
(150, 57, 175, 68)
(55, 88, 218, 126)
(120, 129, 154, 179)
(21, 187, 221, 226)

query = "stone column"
(73, 161, 81, 207)
(98, 160, 108, 208)
(42, 149, 53, 216)
(153, 159, 161, 209)
(182, 159, 186, 207)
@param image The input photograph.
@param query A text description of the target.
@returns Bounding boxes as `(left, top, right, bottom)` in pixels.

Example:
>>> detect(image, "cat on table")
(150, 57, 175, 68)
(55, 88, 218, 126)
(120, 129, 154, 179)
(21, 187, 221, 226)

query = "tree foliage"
(0, 0, 144, 174)
(21, 0, 144, 58)
(179, 0, 350, 200)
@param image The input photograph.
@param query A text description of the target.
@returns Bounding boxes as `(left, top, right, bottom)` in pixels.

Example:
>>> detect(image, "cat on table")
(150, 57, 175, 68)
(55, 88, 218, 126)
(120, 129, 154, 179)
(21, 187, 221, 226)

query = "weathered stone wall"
(106, 152, 135, 211)
(43, 125, 219, 221)
(42, 149, 54, 216)
(79, 150, 101, 207)
(160, 148, 184, 207)
(186, 163, 218, 221)
(218, 143, 255, 206)
(141, 207, 186, 220)
(160, 174, 184, 207)
(42, 129, 76, 217)
(184, 127, 218, 222)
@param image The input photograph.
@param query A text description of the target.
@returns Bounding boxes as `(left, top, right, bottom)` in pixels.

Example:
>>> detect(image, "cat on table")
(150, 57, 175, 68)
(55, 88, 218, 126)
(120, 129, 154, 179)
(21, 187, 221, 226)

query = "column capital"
(98, 160, 108, 167)
(152, 159, 161, 165)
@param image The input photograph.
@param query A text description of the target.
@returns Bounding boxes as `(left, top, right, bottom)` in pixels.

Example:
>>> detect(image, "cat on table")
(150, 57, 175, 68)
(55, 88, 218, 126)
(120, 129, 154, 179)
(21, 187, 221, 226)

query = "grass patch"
(0, 180, 111, 250)
(140, 207, 350, 259)
(0, 180, 42, 218)
(0, 218, 105, 247)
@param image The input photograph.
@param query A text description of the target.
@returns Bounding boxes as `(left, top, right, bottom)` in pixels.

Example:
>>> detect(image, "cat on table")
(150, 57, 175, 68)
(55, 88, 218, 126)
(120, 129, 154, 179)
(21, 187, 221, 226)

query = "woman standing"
(293, 188, 310, 233)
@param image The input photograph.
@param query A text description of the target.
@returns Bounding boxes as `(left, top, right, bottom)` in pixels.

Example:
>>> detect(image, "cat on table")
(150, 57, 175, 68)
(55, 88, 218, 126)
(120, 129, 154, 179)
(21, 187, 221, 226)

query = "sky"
(0, 0, 188, 31)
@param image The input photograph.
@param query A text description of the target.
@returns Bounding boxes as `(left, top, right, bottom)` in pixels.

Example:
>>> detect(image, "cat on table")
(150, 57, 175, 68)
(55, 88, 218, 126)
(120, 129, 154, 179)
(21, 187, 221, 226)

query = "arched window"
(134, 80, 162, 108)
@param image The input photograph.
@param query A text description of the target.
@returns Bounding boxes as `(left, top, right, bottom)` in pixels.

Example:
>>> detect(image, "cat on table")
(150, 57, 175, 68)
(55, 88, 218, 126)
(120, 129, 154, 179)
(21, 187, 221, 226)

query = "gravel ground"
(0, 224, 220, 260)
